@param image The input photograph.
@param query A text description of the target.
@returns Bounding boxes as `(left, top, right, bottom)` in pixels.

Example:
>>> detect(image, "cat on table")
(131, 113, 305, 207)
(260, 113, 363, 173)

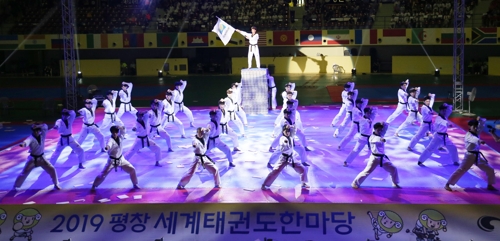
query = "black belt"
(150, 124, 161, 135)
(249, 44, 257, 52)
(282, 153, 295, 167)
(372, 153, 389, 167)
(228, 110, 236, 120)
(423, 120, 432, 132)
(106, 112, 116, 122)
(175, 101, 183, 112)
(122, 102, 132, 112)
(220, 123, 228, 134)
(195, 153, 214, 168)
(437, 132, 448, 146)
(361, 134, 371, 150)
(411, 110, 418, 118)
(208, 135, 219, 150)
(235, 103, 240, 112)
(399, 101, 409, 109)
(164, 112, 174, 122)
(347, 111, 352, 121)
(60, 134, 72, 146)
(353, 121, 360, 133)
(137, 135, 150, 148)
(110, 155, 123, 172)
(468, 151, 488, 165)
(84, 122, 99, 134)
(30, 153, 44, 167)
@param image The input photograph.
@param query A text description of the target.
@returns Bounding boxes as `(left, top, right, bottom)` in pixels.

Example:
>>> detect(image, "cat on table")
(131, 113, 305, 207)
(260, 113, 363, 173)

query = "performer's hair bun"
(251, 26, 257, 30)
(344, 84, 351, 88)
(61, 109, 70, 115)
(122, 83, 129, 88)
(468, 119, 479, 126)
(423, 96, 431, 101)
(209, 110, 217, 116)
(174, 81, 182, 86)
(374, 122, 384, 129)
(106, 90, 113, 95)
(110, 126, 120, 133)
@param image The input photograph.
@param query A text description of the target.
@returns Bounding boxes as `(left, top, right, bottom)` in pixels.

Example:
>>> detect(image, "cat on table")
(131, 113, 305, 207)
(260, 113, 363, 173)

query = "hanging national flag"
(440, 29, 456, 44)
(273, 31, 295, 45)
(212, 17, 235, 45)
(411, 28, 424, 44)
(0, 35, 19, 50)
(382, 29, 409, 44)
(187, 32, 208, 47)
(326, 30, 350, 45)
(23, 35, 46, 49)
(472, 27, 497, 44)
(123, 34, 144, 47)
(86, 34, 108, 48)
(51, 39, 64, 49)
(157, 33, 178, 47)
(300, 30, 322, 45)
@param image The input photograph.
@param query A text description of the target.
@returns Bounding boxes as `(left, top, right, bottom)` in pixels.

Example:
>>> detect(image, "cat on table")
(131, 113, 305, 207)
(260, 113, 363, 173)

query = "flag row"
(0, 28, 499, 50)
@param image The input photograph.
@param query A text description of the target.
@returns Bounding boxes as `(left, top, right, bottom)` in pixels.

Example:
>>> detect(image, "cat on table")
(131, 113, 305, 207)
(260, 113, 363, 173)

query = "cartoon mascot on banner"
(9, 208, 42, 241)
(367, 210, 404, 240)
(406, 209, 448, 241)
(0, 208, 7, 234)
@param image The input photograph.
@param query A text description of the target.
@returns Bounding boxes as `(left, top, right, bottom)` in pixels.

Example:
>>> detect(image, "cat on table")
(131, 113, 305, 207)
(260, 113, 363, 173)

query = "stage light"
(158, 70, 163, 78)
(434, 69, 440, 77)
(77, 71, 82, 78)
(351, 68, 356, 75)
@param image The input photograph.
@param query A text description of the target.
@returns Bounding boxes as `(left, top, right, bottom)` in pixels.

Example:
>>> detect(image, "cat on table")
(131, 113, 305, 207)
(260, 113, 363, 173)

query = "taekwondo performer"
(394, 87, 423, 136)
(125, 111, 162, 167)
(218, 99, 241, 152)
(207, 109, 236, 167)
(408, 93, 435, 151)
(333, 89, 358, 138)
(445, 117, 497, 191)
(162, 90, 186, 138)
(338, 98, 369, 150)
(172, 80, 194, 127)
(101, 90, 126, 136)
(343, 107, 377, 167)
(148, 99, 173, 152)
(416, 103, 459, 166)
(77, 98, 105, 152)
(116, 82, 138, 119)
(262, 124, 310, 190)
(14, 123, 60, 190)
(386, 79, 410, 124)
(270, 107, 310, 152)
(91, 126, 139, 191)
(331, 82, 355, 127)
(267, 72, 277, 110)
(352, 122, 400, 189)
(231, 82, 248, 126)
(275, 88, 303, 128)
(225, 89, 245, 136)
(177, 127, 221, 189)
(236, 26, 260, 69)
(50, 109, 86, 169)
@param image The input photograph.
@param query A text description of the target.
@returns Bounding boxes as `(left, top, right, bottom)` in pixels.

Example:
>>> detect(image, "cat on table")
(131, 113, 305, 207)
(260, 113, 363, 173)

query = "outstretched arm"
(180, 80, 187, 92)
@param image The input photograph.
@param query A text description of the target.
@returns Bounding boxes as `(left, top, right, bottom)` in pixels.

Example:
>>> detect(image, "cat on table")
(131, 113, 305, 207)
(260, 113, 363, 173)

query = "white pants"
(92, 157, 138, 187)
(219, 123, 239, 148)
(100, 113, 125, 134)
(395, 110, 422, 133)
(269, 87, 277, 110)
(352, 154, 399, 187)
(418, 134, 459, 164)
(179, 156, 220, 187)
(263, 154, 308, 187)
(271, 130, 307, 148)
(339, 121, 360, 149)
(386, 103, 407, 124)
(248, 45, 260, 68)
(50, 135, 85, 164)
(408, 121, 432, 148)
(228, 111, 245, 135)
(116, 103, 138, 119)
(448, 152, 496, 185)
(331, 103, 347, 126)
(149, 125, 172, 149)
(234, 103, 248, 125)
(334, 111, 352, 137)
(77, 124, 105, 150)
(125, 137, 161, 162)
(14, 155, 59, 188)
(207, 136, 234, 163)
(161, 113, 186, 137)
(174, 103, 194, 124)
(344, 134, 370, 165)
(269, 146, 308, 165)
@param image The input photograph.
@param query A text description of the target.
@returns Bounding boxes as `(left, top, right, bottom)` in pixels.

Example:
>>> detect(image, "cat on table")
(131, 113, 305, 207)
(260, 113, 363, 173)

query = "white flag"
(212, 17, 235, 45)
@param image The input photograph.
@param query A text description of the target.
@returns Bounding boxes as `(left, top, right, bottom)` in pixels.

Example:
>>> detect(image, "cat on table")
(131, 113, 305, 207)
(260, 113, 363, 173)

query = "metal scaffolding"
(61, 0, 78, 110)
(452, 0, 465, 112)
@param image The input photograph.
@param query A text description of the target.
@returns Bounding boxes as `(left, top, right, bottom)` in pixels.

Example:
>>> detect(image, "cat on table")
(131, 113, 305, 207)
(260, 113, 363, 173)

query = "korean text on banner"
(212, 17, 235, 45)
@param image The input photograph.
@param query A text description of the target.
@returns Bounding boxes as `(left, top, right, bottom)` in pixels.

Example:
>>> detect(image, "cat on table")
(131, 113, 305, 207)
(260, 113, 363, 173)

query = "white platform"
(241, 68, 268, 115)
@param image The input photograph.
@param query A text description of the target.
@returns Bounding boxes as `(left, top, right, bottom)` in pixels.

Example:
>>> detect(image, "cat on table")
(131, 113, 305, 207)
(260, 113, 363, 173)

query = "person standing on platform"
(352, 122, 400, 189)
(231, 82, 248, 126)
(116, 82, 138, 120)
(14, 123, 60, 190)
(338, 98, 369, 150)
(125, 111, 162, 167)
(331, 82, 355, 127)
(386, 79, 410, 124)
(236, 26, 260, 69)
(343, 107, 377, 167)
(172, 80, 195, 127)
(177, 127, 221, 189)
(207, 109, 236, 167)
(394, 87, 422, 136)
(445, 117, 497, 191)
(408, 93, 435, 151)
(50, 109, 86, 169)
(162, 90, 186, 138)
(267, 73, 277, 110)
(77, 98, 106, 152)
(101, 90, 126, 137)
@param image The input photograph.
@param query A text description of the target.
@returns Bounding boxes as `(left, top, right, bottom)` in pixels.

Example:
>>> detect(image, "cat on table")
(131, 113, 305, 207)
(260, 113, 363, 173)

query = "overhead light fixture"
(434, 69, 440, 77)
(158, 70, 163, 78)
(77, 71, 82, 78)
(351, 68, 356, 76)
